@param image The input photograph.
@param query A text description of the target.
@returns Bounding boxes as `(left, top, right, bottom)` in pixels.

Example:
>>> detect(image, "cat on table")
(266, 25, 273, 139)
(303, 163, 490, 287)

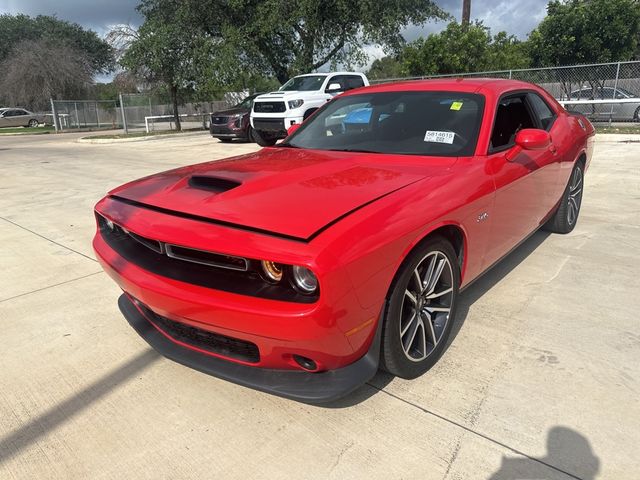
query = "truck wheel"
(253, 129, 278, 147)
(303, 109, 318, 121)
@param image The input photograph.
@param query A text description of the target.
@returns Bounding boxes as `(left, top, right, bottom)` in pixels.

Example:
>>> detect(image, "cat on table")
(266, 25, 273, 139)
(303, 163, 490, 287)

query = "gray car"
(0, 108, 46, 128)
(566, 87, 640, 122)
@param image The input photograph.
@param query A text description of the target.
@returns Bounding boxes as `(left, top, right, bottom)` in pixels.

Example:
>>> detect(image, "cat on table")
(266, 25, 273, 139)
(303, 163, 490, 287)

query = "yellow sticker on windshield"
(450, 101, 463, 111)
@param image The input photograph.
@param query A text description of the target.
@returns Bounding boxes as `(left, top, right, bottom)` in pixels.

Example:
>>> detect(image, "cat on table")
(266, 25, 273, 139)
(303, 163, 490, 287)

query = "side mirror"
(287, 123, 301, 136)
(515, 128, 551, 150)
(326, 83, 343, 93)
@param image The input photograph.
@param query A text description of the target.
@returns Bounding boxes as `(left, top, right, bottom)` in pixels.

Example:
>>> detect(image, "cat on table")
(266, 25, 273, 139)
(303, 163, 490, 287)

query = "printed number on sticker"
(424, 130, 455, 144)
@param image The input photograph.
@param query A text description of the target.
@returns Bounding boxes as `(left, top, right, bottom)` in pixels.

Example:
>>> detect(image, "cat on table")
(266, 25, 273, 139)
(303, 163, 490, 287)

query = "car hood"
(212, 106, 247, 116)
(109, 148, 449, 240)
(255, 91, 317, 101)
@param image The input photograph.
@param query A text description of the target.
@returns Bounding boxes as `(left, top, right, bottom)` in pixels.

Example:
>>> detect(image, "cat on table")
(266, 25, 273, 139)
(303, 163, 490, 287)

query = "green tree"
(528, 0, 640, 66)
(367, 56, 405, 80)
(400, 22, 529, 77)
(119, 14, 206, 131)
(138, 0, 448, 84)
(0, 14, 114, 74)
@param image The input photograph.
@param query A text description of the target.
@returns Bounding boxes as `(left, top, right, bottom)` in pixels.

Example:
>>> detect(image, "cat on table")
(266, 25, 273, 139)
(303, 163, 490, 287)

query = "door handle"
(549, 144, 558, 155)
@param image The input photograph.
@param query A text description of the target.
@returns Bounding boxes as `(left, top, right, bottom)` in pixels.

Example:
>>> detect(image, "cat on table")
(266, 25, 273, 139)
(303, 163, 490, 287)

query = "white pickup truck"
(250, 72, 369, 146)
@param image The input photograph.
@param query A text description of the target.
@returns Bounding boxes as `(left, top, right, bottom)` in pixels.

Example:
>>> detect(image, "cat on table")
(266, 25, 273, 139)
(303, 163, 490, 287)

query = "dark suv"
(210, 93, 261, 142)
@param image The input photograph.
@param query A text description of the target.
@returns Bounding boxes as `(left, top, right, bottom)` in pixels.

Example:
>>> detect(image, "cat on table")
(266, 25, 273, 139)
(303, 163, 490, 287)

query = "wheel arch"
(386, 222, 468, 298)
(303, 108, 319, 120)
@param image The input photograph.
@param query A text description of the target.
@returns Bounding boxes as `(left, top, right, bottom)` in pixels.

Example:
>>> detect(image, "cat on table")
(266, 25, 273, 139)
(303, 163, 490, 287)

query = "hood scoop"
(188, 175, 241, 194)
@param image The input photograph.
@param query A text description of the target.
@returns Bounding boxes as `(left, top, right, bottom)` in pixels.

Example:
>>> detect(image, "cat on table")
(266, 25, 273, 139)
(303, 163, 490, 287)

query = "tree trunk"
(462, 0, 471, 27)
(170, 83, 181, 132)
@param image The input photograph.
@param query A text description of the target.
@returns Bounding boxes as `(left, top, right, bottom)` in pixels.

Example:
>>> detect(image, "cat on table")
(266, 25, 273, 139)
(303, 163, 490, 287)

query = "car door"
(483, 92, 560, 267)
(0, 109, 17, 127)
(14, 109, 29, 126)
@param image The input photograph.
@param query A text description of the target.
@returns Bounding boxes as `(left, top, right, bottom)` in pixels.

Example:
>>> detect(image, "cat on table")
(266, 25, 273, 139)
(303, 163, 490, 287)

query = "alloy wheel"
(399, 251, 454, 362)
(567, 166, 583, 226)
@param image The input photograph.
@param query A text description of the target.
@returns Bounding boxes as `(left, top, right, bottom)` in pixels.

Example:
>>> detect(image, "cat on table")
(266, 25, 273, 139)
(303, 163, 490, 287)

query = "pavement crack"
(0, 271, 103, 303)
(0, 216, 97, 263)
(365, 383, 584, 480)
(328, 440, 354, 475)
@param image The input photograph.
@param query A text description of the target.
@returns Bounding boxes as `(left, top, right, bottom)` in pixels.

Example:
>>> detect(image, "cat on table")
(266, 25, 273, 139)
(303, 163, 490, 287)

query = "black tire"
(28, 119, 38, 127)
(253, 129, 278, 147)
(543, 161, 584, 234)
(381, 236, 460, 379)
(246, 126, 255, 143)
(303, 108, 318, 121)
(219, 138, 233, 143)
(634, 107, 640, 123)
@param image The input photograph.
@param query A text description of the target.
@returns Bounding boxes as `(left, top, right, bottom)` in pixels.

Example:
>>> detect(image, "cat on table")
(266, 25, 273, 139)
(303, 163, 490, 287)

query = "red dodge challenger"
(93, 79, 595, 402)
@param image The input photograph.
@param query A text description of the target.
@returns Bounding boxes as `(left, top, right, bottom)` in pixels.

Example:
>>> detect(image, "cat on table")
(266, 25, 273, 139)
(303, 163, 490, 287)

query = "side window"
(326, 75, 344, 92)
(490, 96, 536, 151)
(344, 75, 365, 90)
(528, 93, 556, 130)
(599, 88, 614, 99)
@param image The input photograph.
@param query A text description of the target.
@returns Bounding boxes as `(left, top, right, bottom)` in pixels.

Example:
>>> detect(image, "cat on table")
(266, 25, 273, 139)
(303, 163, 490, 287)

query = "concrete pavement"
(0, 131, 638, 479)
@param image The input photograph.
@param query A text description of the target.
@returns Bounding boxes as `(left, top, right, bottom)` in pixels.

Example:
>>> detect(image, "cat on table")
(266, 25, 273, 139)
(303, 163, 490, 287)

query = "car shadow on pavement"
(326, 230, 552, 408)
(488, 426, 600, 480)
(0, 349, 159, 465)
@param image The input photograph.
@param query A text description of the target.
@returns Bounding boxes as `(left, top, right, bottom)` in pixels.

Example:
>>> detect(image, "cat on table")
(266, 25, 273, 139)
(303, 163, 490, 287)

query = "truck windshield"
(284, 91, 485, 157)
(280, 75, 326, 92)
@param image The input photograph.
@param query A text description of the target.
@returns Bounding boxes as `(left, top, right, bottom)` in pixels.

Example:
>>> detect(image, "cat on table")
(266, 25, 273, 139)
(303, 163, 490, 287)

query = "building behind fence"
(49, 60, 640, 132)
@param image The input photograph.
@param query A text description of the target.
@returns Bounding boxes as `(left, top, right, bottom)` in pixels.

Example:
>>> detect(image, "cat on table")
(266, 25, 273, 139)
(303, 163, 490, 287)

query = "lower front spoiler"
(118, 294, 382, 404)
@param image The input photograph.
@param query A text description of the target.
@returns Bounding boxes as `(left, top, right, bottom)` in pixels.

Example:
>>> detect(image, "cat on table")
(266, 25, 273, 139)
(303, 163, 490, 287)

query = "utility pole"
(462, 0, 471, 27)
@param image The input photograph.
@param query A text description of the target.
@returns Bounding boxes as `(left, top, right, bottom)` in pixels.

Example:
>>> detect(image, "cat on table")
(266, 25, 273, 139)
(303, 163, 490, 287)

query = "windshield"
(234, 94, 259, 109)
(280, 75, 326, 92)
(284, 91, 485, 156)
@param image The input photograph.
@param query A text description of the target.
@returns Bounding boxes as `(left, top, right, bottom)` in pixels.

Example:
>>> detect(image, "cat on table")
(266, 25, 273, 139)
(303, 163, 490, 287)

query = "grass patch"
(0, 126, 55, 135)
(595, 125, 640, 134)
(82, 128, 205, 140)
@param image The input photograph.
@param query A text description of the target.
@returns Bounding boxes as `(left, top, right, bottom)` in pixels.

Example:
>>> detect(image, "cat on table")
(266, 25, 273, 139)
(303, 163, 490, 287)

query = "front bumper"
(119, 293, 381, 403)
(210, 125, 247, 139)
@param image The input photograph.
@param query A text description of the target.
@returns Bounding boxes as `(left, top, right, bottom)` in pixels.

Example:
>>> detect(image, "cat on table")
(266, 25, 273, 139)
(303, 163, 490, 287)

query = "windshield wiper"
(326, 148, 381, 154)
(277, 143, 300, 149)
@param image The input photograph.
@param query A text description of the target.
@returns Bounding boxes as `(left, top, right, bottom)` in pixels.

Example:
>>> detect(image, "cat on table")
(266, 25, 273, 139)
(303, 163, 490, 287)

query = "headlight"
(292, 266, 318, 294)
(288, 99, 304, 109)
(261, 261, 284, 282)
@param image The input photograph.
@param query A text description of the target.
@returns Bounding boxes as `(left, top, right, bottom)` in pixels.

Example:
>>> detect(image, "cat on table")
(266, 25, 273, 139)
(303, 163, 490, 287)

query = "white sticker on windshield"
(424, 130, 455, 144)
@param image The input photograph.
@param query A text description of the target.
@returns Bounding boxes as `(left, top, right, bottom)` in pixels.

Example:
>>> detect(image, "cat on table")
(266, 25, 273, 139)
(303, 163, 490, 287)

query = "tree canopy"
(528, 0, 640, 67)
(0, 39, 94, 110)
(135, 0, 448, 84)
(0, 14, 114, 74)
(394, 22, 529, 78)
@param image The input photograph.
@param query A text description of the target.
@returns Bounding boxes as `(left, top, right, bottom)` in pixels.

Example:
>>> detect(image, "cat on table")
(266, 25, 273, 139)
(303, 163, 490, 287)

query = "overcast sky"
(0, 0, 550, 79)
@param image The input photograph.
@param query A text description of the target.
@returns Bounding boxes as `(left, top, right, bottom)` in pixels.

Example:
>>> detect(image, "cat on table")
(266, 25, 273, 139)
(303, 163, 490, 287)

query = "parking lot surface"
(1, 131, 638, 479)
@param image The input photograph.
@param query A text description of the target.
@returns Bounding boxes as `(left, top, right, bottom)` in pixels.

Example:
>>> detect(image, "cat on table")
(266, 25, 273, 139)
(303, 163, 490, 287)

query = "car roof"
(295, 72, 364, 78)
(344, 77, 540, 96)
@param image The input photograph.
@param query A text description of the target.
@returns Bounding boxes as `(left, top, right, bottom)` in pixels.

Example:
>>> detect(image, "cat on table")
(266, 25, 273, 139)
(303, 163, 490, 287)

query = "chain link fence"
(119, 93, 234, 132)
(49, 99, 122, 131)
(371, 61, 640, 123)
(50, 92, 247, 133)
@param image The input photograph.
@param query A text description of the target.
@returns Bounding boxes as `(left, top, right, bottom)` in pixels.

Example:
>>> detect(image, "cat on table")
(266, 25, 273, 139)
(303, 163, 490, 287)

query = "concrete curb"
(77, 130, 209, 144)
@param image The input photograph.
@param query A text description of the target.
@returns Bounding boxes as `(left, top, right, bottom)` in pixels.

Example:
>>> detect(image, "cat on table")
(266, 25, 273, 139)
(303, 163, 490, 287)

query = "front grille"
(210, 115, 229, 124)
(135, 299, 260, 363)
(96, 213, 318, 303)
(252, 118, 286, 133)
(253, 101, 286, 113)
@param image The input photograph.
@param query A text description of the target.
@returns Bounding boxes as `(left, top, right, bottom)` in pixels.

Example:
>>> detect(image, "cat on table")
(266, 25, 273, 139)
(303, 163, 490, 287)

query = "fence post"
(119, 93, 128, 134)
(610, 62, 621, 126)
(509, 70, 513, 79)
(50, 98, 59, 133)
